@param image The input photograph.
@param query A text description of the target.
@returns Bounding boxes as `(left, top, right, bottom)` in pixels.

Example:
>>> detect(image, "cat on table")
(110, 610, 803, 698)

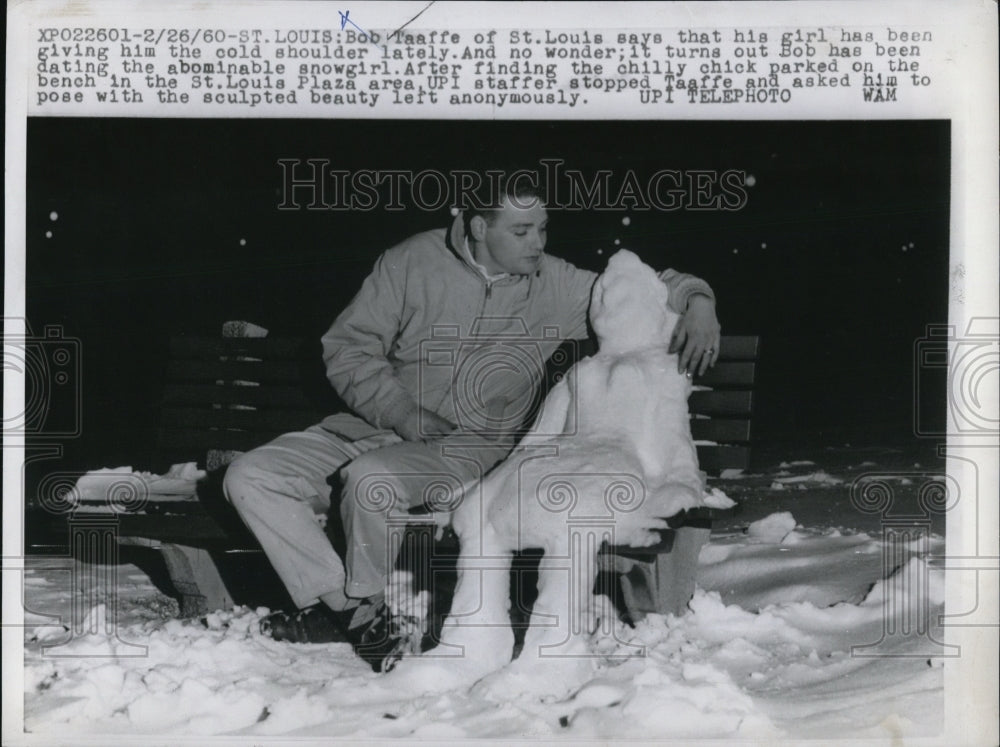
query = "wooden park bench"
(115, 330, 759, 621)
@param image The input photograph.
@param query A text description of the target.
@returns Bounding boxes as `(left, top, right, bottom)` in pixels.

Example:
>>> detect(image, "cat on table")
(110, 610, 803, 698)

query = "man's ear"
(469, 214, 489, 242)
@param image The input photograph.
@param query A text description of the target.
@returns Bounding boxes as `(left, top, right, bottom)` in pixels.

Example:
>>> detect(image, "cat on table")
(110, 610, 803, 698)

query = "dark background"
(25, 118, 950, 491)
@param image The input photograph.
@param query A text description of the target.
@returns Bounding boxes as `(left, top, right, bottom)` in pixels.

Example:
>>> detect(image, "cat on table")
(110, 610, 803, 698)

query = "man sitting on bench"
(222, 171, 721, 667)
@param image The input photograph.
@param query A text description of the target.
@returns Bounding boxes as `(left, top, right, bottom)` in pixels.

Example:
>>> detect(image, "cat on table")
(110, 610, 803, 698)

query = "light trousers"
(223, 424, 510, 609)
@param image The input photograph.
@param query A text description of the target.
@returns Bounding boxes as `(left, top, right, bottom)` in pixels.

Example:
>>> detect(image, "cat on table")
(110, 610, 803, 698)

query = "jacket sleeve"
(321, 250, 417, 431)
(658, 268, 715, 313)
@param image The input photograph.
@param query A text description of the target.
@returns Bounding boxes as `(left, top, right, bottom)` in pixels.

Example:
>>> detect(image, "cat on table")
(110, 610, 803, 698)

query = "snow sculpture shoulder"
(387, 249, 728, 695)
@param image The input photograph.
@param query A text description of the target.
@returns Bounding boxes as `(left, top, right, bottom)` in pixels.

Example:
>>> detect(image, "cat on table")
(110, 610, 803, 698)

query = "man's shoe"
(259, 605, 349, 643)
(350, 602, 424, 673)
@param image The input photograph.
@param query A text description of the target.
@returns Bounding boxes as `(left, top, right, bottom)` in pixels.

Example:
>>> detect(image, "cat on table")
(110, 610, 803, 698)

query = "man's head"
(463, 172, 548, 276)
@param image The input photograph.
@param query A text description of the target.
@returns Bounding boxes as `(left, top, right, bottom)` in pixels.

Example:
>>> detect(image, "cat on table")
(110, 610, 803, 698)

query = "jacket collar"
(460, 237, 509, 282)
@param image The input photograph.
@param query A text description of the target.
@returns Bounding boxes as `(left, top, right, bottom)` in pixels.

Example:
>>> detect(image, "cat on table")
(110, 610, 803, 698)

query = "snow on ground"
(20, 451, 950, 740)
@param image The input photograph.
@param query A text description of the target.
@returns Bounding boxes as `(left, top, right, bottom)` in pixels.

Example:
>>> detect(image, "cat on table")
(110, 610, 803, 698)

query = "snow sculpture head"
(590, 249, 676, 354)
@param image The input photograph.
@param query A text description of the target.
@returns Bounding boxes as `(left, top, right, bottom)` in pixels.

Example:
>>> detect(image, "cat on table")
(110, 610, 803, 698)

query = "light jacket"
(320, 214, 714, 440)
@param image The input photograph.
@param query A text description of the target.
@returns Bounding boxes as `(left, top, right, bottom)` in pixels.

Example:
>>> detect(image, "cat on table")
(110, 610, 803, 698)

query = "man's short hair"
(461, 168, 545, 234)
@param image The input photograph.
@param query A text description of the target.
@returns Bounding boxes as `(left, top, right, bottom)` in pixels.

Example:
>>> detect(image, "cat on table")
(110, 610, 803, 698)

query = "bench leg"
(158, 543, 235, 617)
(619, 524, 711, 621)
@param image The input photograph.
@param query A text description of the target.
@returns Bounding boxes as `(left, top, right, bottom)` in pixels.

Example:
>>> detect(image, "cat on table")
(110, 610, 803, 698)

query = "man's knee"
(222, 451, 263, 506)
(222, 448, 302, 510)
(340, 449, 407, 519)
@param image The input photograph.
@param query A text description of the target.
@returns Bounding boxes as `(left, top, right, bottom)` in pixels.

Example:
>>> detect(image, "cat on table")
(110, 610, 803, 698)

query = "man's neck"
(464, 237, 508, 281)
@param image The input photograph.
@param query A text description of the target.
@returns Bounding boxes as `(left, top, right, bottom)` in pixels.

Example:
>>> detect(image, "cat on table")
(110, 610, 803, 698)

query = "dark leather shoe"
(351, 602, 424, 673)
(259, 606, 349, 643)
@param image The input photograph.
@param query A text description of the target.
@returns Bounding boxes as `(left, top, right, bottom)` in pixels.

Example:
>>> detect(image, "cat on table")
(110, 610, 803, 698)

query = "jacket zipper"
(476, 281, 492, 323)
(441, 279, 493, 417)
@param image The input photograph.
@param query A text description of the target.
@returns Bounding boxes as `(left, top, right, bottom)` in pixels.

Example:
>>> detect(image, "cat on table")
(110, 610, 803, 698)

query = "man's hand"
(669, 294, 722, 377)
(395, 407, 457, 442)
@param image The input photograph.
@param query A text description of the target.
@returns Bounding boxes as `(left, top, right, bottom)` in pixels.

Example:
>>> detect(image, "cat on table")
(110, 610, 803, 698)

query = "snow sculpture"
(389, 249, 727, 694)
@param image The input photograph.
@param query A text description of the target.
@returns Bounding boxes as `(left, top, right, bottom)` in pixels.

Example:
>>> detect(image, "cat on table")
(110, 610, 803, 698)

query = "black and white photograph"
(5, 2, 998, 744)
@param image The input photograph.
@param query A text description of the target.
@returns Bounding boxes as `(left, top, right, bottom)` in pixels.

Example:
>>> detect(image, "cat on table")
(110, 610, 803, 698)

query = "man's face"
(473, 197, 548, 276)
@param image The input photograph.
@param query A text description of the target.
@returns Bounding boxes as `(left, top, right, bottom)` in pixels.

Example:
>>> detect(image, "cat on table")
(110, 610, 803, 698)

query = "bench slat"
(163, 384, 316, 408)
(690, 418, 751, 443)
(161, 406, 323, 432)
(693, 361, 755, 387)
(689, 390, 753, 416)
(170, 336, 304, 358)
(166, 359, 303, 383)
(119, 512, 247, 544)
(715, 335, 760, 360)
(696, 445, 751, 473)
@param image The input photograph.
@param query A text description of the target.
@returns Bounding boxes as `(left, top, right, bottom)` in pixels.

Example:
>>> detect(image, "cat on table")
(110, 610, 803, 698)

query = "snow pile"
(719, 468, 748, 480)
(746, 511, 798, 542)
(23, 512, 945, 739)
(64, 463, 207, 513)
(770, 470, 844, 490)
(25, 606, 357, 734)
